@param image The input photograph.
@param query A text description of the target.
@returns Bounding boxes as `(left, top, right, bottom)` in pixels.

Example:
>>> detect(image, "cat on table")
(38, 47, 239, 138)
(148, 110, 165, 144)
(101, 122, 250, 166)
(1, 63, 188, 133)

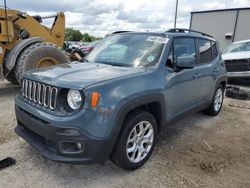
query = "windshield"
(223, 41, 250, 53)
(89, 40, 100, 47)
(86, 33, 167, 67)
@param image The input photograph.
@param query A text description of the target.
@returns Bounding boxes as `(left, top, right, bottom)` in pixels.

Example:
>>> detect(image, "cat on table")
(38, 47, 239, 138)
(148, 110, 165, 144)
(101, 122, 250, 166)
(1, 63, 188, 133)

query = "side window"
(197, 39, 213, 64)
(211, 41, 218, 59)
(246, 42, 250, 51)
(173, 38, 196, 64)
(166, 38, 196, 69)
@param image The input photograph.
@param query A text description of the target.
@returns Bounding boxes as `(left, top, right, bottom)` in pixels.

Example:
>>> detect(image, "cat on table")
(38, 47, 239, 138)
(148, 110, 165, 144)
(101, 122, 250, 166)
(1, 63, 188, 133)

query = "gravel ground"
(0, 81, 250, 188)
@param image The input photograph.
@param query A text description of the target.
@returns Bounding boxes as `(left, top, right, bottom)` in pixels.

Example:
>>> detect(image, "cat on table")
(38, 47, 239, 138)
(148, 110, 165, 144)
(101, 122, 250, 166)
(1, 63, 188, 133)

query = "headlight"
(67, 90, 82, 110)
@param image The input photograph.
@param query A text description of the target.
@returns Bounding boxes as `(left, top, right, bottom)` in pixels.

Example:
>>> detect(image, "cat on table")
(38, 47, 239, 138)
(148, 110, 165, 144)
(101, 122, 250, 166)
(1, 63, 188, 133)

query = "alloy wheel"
(214, 88, 223, 112)
(126, 121, 154, 163)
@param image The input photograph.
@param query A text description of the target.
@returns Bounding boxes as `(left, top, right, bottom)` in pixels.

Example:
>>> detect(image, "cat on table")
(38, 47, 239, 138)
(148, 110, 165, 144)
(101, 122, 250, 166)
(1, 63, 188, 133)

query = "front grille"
(21, 79, 58, 110)
(225, 59, 250, 72)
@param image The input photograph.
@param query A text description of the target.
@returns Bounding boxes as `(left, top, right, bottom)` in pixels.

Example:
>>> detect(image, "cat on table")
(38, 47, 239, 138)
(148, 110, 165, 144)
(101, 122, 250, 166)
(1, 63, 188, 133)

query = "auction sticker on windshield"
(147, 36, 169, 43)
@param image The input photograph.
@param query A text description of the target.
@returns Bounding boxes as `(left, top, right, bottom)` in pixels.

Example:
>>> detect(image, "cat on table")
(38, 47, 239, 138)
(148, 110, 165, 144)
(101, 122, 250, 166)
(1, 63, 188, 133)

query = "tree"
(65, 28, 83, 41)
(82, 33, 91, 42)
(82, 32, 102, 42)
(65, 28, 102, 42)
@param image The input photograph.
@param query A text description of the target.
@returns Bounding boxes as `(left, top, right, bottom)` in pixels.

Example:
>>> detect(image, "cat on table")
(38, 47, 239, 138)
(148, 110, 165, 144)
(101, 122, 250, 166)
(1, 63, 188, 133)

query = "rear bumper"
(15, 104, 114, 164)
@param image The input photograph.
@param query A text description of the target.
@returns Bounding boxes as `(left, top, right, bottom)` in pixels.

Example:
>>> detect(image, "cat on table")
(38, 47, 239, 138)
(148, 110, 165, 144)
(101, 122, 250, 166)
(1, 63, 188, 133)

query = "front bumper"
(227, 71, 250, 86)
(228, 71, 250, 78)
(15, 104, 114, 164)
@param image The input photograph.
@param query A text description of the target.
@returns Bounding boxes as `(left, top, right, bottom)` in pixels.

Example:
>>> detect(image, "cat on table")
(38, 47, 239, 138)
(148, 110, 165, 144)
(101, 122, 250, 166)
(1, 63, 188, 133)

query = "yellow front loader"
(0, 8, 69, 83)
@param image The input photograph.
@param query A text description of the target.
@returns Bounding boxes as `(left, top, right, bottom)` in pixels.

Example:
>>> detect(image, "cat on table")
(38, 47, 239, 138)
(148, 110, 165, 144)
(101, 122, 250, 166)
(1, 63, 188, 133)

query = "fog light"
(76, 143, 82, 150)
(59, 141, 85, 154)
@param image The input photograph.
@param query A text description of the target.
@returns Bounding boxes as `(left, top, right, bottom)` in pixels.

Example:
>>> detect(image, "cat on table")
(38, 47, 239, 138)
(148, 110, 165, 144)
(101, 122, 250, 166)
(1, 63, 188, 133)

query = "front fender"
(110, 92, 166, 139)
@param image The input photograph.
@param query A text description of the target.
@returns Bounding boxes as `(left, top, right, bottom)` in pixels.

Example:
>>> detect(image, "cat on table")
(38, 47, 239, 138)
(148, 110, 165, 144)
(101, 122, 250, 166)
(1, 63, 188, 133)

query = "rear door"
(195, 38, 217, 102)
(165, 37, 201, 120)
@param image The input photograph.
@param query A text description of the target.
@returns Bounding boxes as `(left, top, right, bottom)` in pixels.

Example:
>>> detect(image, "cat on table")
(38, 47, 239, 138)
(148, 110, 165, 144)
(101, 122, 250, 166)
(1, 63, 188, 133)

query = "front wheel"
(204, 84, 224, 116)
(111, 110, 157, 170)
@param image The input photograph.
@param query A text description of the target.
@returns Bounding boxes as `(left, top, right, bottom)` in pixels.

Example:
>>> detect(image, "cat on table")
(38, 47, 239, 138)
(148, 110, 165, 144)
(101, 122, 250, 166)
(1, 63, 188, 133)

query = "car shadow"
(158, 112, 212, 144)
(0, 85, 20, 97)
(22, 110, 216, 185)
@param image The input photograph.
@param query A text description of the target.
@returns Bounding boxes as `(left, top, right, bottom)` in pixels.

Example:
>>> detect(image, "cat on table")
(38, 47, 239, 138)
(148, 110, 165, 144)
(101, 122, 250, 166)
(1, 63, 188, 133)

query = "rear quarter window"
(211, 41, 218, 59)
(197, 38, 213, 64)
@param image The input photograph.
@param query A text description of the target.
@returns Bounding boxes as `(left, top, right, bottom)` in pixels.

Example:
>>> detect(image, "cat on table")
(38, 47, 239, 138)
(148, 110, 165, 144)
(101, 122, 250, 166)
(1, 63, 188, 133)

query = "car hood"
(222, 51, 250, 60)
(24, 62, 146, 89)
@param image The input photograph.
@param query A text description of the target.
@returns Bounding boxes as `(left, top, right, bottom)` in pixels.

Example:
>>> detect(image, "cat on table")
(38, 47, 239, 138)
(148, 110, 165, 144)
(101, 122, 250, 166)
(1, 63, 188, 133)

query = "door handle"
(213, 68, 220, 73)
(192, 73, 202, 79)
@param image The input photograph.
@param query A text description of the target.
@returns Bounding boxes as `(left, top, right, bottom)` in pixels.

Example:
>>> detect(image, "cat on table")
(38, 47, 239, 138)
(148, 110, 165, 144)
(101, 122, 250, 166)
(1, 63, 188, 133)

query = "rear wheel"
(111, 110, 157, 170)
(204, 84, 224, 116)
(14, 42, 69, 83)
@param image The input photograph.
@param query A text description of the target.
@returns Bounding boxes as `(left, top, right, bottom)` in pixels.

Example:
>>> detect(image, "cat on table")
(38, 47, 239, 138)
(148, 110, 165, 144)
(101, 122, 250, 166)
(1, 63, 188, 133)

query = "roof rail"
(111, 31, 131, 34)
(105, 31, 131, 37)
(166, 28, 213, 38)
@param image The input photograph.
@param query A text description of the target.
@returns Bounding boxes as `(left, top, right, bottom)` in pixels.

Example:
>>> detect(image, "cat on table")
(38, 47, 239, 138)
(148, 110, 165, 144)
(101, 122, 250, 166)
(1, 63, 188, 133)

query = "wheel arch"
(4, 37, 44, 72)
(209, 75, 228, 101)
(111, 93, 166, 141)
(220, 80, 227, 90)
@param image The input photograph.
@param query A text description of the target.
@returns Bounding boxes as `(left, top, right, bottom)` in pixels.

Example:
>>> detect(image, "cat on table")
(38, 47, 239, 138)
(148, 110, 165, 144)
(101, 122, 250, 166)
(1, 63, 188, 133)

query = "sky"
(3, 0, 250, 37)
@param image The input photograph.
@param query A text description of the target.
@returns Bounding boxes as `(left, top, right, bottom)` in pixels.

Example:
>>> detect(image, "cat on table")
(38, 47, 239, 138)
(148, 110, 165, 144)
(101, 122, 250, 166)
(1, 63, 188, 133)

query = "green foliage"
(82, 33, 102, 42)
(82, 33, 91, 42)
(65, 28, 83, 41)
(65, 28, 102, 42)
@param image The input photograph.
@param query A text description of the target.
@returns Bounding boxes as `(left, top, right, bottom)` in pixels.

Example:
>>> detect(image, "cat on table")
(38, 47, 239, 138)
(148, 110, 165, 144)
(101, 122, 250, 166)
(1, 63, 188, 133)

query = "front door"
(164, 37, 200, 121)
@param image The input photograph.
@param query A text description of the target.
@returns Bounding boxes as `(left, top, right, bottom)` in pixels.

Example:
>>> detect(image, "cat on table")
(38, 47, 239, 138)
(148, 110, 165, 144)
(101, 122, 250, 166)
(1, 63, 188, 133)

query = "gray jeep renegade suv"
(15, 29, 228, 170)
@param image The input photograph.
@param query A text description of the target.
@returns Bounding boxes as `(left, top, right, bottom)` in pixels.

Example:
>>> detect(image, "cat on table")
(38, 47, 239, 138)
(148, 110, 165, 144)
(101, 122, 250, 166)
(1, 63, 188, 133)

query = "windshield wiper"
(95, 61, 129, 67)
(107, 63, 127, 67)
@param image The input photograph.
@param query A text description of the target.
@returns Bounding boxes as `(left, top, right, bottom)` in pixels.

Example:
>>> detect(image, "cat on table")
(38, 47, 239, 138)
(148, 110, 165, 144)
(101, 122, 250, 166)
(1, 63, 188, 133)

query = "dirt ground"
(0, 81, 250, 188)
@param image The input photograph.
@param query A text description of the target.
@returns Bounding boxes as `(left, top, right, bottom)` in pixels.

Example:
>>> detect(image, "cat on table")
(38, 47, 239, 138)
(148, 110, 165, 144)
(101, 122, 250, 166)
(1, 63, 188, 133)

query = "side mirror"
(176, 56, 195, 69)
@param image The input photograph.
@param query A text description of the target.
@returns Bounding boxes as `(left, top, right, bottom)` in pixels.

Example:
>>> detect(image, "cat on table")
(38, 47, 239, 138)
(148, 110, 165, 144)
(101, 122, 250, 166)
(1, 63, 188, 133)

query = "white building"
(190, 8, 250, 50)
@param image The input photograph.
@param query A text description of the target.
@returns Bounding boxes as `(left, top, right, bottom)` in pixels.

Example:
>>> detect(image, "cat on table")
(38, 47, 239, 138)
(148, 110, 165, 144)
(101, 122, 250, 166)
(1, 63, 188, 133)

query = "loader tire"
(14, 42, 69, 83)
(4, 71, 18, 84)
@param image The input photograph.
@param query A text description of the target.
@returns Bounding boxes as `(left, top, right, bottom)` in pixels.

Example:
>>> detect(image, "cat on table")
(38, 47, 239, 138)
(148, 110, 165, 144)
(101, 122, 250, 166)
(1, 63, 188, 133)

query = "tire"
(204, 84, 224, 116)
(3, 70, 18, 84)
(226, 87, 250, 100)
(110, 110, 158, 170)
(14, 42, 70, 83)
